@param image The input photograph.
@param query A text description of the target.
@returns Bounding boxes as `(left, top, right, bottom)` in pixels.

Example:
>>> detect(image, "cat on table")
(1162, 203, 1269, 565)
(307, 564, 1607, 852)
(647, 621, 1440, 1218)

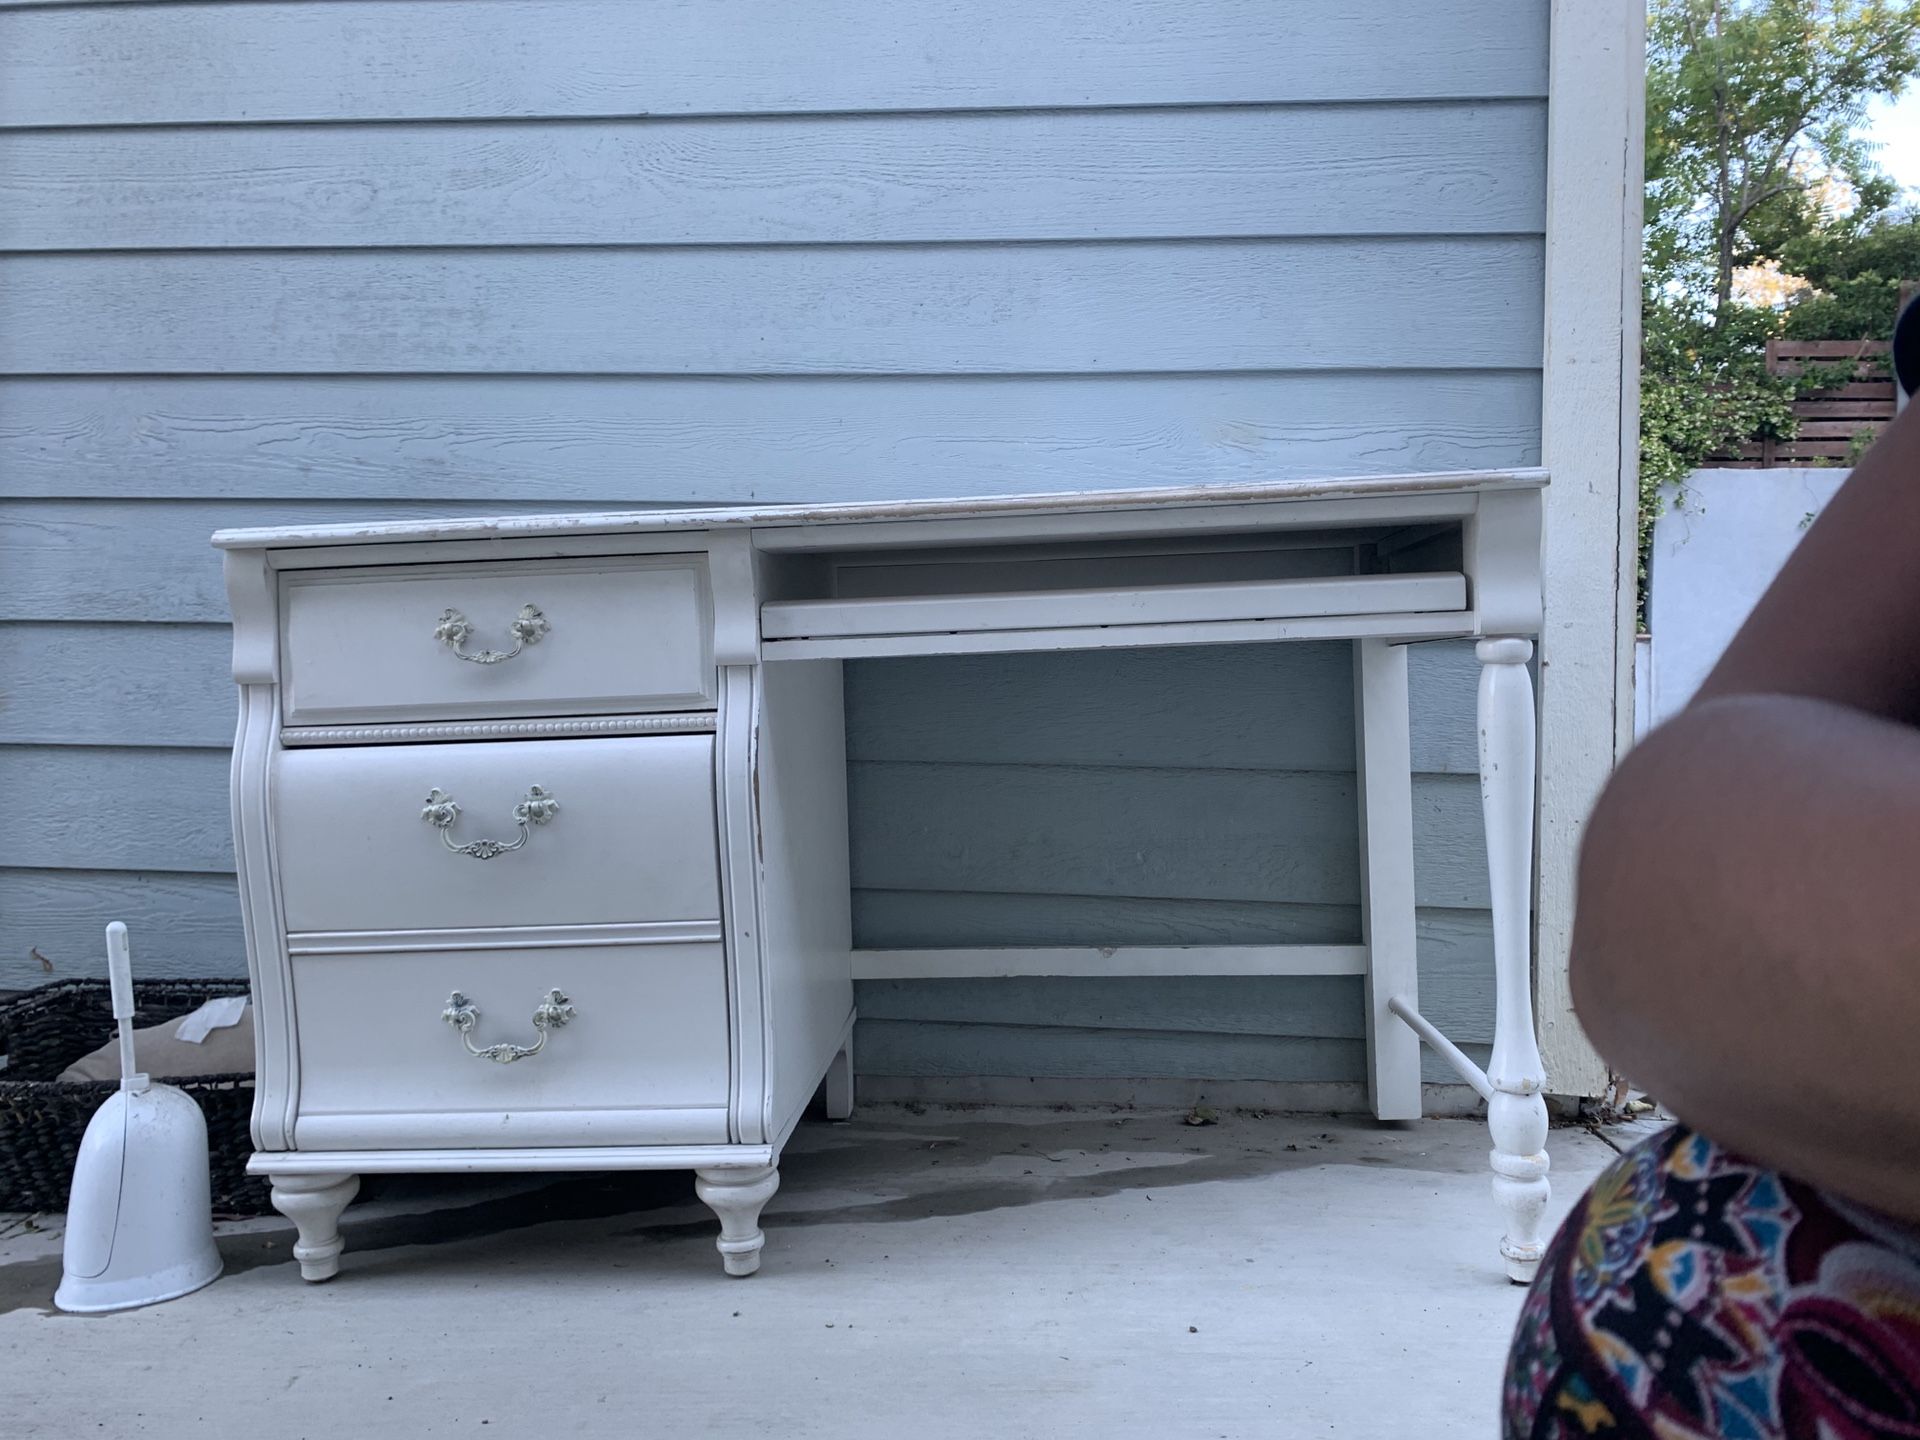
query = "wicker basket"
(0, 978, 269, 1215)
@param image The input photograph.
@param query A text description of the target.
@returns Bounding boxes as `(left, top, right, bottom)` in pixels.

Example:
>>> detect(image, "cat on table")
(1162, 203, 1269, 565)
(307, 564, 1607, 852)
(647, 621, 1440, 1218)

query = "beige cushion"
(59, 1006, 255, 1083)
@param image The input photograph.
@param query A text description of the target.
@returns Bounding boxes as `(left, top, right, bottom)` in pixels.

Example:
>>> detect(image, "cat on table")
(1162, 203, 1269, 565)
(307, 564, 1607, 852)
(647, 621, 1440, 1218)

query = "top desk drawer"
(280, 556, 715, 727)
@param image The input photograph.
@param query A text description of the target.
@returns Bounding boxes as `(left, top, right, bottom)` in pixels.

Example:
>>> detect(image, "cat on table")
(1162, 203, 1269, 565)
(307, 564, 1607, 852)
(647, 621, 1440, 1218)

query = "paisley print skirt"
(1503, 1126, 1920, 1439)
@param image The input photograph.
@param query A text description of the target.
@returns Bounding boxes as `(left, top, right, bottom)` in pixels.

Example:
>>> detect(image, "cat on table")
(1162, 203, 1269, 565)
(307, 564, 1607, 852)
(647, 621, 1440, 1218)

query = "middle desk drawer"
(274, 734, 722, 935)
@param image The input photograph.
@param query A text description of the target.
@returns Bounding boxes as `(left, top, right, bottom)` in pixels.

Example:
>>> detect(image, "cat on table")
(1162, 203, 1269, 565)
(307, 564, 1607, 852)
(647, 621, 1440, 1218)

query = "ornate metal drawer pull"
(420, 785, 559, 859)
(434, 604, 549, 664)
(441, 989, 574, 1064)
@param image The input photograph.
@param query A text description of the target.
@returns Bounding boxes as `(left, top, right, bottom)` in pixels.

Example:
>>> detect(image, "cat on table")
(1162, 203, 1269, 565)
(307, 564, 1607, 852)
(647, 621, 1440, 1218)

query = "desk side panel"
(756, 660, 857, 1141)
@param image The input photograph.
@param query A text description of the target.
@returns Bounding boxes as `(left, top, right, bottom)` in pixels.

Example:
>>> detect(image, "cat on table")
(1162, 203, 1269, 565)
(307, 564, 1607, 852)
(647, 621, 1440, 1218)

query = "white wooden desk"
(216, 467, 1551, 1284)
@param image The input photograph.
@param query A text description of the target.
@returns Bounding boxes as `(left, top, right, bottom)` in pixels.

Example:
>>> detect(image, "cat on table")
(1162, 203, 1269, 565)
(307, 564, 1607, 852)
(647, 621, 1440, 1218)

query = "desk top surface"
(212, 467, 1547, 552)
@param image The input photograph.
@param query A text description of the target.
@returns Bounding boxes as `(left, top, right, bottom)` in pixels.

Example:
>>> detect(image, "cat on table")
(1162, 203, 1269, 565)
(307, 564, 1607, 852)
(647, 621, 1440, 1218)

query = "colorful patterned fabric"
(1504, 1125, 1920, 1439)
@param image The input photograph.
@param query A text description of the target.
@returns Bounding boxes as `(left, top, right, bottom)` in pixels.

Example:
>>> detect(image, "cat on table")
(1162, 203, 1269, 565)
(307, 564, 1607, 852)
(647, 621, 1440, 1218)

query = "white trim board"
(851, 946, 1368, 980)
(211, 468, 1546, 551)
(851, 1075, 1493, 1119)
(249, 1145, 777, 1175)
(1534, 0, 1644, 1098)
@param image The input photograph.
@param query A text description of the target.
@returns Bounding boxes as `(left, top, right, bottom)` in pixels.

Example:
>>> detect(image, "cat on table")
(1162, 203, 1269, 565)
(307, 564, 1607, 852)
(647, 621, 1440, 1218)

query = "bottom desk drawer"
(289, 941, 731, 1150)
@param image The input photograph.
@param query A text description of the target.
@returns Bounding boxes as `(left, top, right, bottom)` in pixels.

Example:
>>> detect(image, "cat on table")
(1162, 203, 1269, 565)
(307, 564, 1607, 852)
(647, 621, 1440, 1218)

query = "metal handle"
(435, 604, 549, 664)
(441, 989, 574, 1064)
(421, 785, 559, 859)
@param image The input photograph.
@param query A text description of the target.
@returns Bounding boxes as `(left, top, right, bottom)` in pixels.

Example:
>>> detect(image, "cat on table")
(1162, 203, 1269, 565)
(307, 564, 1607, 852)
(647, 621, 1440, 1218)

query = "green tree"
(1646, 0, 1920, 320)
(1635, 0, 1920, 624)
(1781, 207, 1920, 338)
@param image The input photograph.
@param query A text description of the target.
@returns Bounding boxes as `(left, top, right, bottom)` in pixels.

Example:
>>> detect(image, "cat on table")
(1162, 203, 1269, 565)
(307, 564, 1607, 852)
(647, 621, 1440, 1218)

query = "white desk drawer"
(280, 555, 714, 727)
(275, 734, 721, 934)
(289, 940, 730, 1149)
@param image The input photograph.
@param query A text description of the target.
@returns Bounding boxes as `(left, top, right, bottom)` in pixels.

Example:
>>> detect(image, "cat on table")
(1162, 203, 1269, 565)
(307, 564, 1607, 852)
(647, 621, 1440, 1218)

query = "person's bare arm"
(1572, 404, 1920, 1219)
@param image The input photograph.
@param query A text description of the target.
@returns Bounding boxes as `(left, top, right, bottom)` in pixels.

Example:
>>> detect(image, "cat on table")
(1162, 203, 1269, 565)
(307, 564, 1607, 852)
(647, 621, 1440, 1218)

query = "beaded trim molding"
(281, 713, 718, 746)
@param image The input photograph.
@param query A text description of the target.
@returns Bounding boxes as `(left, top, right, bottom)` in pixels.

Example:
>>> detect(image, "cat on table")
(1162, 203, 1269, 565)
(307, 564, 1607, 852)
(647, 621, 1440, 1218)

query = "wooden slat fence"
(1702, 338, 1896, 467)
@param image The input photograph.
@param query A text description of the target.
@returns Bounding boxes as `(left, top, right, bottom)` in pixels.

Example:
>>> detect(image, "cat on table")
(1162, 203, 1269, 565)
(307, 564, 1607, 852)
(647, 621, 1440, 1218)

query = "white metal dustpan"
(54, 922, 224, 1314)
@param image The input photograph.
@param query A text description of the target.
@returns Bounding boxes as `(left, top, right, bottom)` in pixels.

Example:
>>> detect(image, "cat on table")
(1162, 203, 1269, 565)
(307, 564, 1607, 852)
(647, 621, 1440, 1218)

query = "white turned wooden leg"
(1477, 638, 1551, 1284)
(694, 1165, 780, 1277)
(268, 1172, 360, 1283)
(823, 1038, 855, 1121)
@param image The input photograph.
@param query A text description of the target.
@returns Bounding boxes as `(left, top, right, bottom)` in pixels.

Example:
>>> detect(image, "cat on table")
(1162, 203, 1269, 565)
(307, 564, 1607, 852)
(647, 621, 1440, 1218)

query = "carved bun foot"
(694, 1165, 780, 1277)
(268, 1172, 360, 1283)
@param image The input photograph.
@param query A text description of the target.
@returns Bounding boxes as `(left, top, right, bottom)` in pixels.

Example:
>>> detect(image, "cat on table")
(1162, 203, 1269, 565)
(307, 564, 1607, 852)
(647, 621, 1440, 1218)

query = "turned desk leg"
(695, 1165, 780, 1277)
(269, 1172, 360, 1283)
(1478, 639, 1551, 1284)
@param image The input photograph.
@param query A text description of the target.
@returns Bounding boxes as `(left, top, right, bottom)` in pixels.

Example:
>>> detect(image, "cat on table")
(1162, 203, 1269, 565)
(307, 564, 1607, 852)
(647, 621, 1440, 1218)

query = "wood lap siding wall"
(0, 0, 1549, 1094)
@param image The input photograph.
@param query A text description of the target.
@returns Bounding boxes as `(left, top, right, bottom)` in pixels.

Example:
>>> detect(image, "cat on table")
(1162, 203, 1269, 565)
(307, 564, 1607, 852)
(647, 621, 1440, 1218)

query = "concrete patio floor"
(0, 1106, 1620, 1438)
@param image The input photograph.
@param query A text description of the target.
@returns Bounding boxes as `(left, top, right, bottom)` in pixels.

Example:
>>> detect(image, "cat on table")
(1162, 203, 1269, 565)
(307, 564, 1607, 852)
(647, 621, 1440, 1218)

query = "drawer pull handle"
(434, 604, 549, 664)
(421, 785, 559, 859)
(441, 989, 574, 1064)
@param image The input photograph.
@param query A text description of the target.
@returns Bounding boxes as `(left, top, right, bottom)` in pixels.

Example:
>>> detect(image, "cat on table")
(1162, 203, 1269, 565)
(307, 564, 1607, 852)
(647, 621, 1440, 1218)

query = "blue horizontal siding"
(0, 373, 1543, 504)
(0, 0, 1550, 129)
(0, 239, 1545, 376)
(0, 0, 1547, 1093)
(0, 103, 1546, 250)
